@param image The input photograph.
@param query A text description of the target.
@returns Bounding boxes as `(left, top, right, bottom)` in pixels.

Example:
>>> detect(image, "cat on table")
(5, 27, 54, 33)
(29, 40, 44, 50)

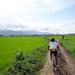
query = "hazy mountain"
(0, 30, 52, 36)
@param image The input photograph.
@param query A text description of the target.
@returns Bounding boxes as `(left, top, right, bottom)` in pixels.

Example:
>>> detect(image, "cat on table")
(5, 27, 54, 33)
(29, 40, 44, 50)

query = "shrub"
(5, 47, 46, 75)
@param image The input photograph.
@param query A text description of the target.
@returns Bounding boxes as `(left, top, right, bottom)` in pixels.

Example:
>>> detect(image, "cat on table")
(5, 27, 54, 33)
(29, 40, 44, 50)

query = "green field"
(49, 35, 75, 59)
(0, 35, 75, 74)
(0, 36, 47, 73)
(60, 36, 75, 59)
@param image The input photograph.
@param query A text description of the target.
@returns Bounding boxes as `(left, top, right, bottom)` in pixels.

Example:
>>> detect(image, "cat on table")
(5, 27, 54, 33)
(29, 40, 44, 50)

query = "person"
(48, 38, 59, 65)
(62, 35, 64, 40)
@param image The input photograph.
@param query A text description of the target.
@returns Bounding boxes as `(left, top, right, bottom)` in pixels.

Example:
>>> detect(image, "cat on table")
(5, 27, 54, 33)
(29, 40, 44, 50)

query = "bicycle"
(51, 50, 58, 71)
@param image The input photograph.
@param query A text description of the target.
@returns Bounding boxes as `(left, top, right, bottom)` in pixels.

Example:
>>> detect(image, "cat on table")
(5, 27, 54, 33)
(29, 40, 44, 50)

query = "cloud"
(36, 0, 75, 12)
(0, 0, 75, 33)
(36, 19, 75, 34)
(0, 18, 75, 33)
(0, 0, 75, 16)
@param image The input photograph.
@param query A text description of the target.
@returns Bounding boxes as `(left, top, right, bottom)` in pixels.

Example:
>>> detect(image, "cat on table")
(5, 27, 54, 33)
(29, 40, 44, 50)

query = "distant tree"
(0, 35, 2, 37)
(10, 34, 14, 36)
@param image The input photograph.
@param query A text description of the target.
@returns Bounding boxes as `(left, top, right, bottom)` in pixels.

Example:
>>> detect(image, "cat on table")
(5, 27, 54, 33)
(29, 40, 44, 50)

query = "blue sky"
(0, 0, 75, 34)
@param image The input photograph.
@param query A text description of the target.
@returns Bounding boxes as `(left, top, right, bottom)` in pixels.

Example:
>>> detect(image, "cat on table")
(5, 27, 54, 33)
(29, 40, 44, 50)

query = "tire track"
(40, 42, 75, 75)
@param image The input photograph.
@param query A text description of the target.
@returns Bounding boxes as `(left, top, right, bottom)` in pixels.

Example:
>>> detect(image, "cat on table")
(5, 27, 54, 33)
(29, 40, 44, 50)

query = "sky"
(0, 0, 75, 34)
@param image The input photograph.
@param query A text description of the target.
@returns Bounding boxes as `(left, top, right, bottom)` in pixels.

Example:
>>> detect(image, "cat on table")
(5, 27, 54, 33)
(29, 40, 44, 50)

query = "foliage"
(60, 36, 75, 59)
(5, 46, 47, 75)
(0, 36, 47, 72)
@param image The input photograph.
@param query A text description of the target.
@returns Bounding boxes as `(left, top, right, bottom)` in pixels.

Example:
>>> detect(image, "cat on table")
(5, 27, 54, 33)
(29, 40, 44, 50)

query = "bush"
(5, 47, 47, 75)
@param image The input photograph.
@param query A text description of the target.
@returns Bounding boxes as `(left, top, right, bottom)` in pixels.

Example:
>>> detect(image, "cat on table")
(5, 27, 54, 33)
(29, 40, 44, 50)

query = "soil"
(40, 42, 75, 75)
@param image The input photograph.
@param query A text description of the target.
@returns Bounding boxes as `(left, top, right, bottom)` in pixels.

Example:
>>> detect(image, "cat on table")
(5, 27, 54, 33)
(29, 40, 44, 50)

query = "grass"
(0, 36, 48, 73)
(48, 35, 75, 59)
(59, 36, 75, 59)
(1, 35, 75, 74)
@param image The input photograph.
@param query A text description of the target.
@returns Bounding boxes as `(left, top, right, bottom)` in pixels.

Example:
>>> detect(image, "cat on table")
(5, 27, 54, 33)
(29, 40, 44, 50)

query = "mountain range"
(0, 30, 52, 36)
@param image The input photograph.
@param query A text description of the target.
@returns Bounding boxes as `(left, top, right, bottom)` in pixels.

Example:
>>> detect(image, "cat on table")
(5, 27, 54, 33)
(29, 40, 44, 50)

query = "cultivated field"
(40, 35, 75, 75)
(0, 35, 75, 75)
(0, 36, 48, 74)
(50, 35, 75, 59)
(60, 36, 75, 59)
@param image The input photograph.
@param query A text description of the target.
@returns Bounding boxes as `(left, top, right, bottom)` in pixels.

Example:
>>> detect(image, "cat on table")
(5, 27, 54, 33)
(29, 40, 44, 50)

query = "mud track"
(40, 43, 75, 75)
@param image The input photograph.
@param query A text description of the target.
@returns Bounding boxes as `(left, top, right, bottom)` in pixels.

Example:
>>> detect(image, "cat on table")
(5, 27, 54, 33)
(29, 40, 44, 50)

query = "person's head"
(50, 38, 55, 42)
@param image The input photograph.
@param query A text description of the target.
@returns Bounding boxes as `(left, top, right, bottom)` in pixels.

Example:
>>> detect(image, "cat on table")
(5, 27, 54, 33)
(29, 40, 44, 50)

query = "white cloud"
(0, 18, 75, 34)
(0, 0, 23, 16)
(0, 0, 75, 33)
(36, 0, 75, 12)
(0, 0, 75, 16)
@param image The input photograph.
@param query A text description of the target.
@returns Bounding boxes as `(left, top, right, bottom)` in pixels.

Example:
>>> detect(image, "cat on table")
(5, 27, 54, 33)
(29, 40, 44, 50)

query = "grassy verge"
(4, 46, 47, 75)
(48, 35, 75, 59)
(60, 36, 75, 59)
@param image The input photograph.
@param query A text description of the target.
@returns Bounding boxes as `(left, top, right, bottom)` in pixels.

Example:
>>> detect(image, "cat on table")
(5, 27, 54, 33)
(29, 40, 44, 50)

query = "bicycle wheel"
(52, 53, 56, 70)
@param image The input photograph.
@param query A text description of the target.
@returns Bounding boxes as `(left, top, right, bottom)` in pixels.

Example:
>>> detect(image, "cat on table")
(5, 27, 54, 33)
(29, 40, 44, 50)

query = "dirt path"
(40, 43, 75, 75)
(40, 50, 54, 75)
(59, 44, 75, 75)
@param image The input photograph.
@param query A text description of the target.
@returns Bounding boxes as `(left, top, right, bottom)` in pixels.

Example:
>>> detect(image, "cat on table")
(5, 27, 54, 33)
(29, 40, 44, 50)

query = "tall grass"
(60, 36, 75, 59)
(5, 46, 47, 75)
(0, 36, 48, 74)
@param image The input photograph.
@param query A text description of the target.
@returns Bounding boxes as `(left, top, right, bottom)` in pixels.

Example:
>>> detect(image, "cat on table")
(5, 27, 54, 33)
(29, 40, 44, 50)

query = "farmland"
(0, 36, 48, 74)
(60, 36, 75, 59)
(0, 35, 75, 75)
(48, 35, 75, 59)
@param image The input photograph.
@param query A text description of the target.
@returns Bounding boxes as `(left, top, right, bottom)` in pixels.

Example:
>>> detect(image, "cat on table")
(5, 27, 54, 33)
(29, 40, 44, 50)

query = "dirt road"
(40, 50, 54, 75)
(40, 43, 75, 75)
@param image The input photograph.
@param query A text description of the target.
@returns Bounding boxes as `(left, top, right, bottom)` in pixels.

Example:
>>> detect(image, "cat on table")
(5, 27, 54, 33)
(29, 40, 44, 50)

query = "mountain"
(0, 30, 52, 36)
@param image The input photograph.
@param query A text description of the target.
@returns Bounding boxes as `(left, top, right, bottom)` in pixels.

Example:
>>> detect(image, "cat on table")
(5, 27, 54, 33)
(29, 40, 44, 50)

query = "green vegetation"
(5, 47, 47, 75)
(0, 36, 48, 74)
(1, 35, 75, 75)
(48, 35, 75, 59)
(60, 36, 75, 59)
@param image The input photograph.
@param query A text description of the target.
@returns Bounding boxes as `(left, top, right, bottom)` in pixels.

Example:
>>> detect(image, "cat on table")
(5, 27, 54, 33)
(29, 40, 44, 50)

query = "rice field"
(60, 35, 75, 59)
(0, 36, 47, 73)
